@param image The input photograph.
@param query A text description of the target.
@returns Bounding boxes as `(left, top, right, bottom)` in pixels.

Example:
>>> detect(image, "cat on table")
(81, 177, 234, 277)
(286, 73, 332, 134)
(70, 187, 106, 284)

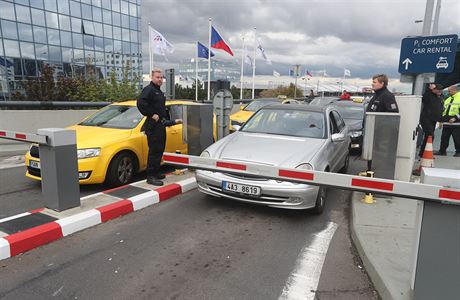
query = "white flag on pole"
(344, 68, 351, 77)
(149, 26, 174, 56)
(273, 70, 280, 77)
(256, 39, 272, 65)
(244, 54, 253, 66)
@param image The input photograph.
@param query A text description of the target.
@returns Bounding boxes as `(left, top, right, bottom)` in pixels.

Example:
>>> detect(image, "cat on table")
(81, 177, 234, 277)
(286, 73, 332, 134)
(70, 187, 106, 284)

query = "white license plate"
(222, 181, 261, 196)
(29, 160, 40, 169)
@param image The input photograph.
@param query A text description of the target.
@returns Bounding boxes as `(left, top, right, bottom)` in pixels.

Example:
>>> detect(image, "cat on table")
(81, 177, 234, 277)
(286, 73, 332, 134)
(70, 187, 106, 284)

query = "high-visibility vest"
(442, 92, 460, 117)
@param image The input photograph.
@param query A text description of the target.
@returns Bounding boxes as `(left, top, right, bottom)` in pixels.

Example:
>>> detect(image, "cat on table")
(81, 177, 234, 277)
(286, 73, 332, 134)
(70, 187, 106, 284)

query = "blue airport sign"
(398, 34, 458, 74)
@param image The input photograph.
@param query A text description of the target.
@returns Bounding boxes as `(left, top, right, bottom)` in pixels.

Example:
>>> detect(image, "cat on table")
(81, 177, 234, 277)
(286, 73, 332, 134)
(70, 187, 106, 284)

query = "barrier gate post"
(37, 128, 80, 211)
(412, 168, 460, 299)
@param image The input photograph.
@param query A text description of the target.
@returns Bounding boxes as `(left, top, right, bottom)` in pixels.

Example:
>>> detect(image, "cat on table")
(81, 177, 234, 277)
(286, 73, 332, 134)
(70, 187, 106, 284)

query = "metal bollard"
(37, 128, 80, 211)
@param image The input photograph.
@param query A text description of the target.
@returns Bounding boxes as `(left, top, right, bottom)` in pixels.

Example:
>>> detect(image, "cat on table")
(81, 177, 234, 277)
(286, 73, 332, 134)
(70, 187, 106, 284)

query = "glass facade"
(0, 0, 142, 99)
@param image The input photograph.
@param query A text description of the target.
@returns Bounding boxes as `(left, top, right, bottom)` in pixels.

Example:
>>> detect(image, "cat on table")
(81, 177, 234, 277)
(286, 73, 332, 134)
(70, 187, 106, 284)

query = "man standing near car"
(419, 83, 444, 157)
(366, 74, 399, 113)
(137, 68, 182, 186)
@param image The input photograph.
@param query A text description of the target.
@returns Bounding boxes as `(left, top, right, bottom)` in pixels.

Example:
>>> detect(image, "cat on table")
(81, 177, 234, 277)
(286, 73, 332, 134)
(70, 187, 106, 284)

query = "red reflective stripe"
(163, 154, 189, 164)
(96, 200, 134, 222)
(279, 169, 314, 181)
(0, 131, 6, 137)
(216, 161, 247, 171)
(351, 178, 394, 191)
(5, 222, 63, 257)
(156, 183, 182, 201)
(439, 189, 460, 201)
(15, 133, 26, 139)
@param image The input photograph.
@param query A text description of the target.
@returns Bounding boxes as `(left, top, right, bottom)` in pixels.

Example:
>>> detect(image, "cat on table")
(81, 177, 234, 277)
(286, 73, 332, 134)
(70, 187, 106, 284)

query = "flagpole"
(252, 27, 256, 99)
(207, 18, 212, 102)
(148, 23, 152, 74)
(195, 42, 198, 102)
(294, 64, 299, 98)
(240, 36, 245, 100)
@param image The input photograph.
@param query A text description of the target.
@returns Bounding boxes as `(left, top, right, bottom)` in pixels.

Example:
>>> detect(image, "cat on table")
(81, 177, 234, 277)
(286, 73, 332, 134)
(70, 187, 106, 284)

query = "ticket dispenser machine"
(213, 90, 234, 141)
(182, 103, 214, 156)
(362, 112, 400, 179)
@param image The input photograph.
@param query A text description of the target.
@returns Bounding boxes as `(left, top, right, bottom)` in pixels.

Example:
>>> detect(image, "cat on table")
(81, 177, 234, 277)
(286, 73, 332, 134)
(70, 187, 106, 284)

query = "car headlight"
(77, 148, 101, 159)
(295, 163, 314, 170)
(200, 150, 210, 158)
(350, 131, 362, 138)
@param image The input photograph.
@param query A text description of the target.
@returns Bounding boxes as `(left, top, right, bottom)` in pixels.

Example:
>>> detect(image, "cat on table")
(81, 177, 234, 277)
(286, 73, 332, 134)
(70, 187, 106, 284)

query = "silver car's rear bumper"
(195, 170, 319, 210)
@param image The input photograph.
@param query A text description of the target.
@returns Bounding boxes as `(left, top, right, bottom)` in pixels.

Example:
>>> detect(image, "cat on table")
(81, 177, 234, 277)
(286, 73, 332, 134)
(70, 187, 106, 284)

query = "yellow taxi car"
(230, 98, 281, 131)
(25, 100, 196, 186)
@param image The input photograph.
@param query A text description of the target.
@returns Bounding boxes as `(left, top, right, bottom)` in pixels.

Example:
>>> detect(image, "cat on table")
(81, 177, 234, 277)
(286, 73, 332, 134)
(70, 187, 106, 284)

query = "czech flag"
(211, 26, 234, 56)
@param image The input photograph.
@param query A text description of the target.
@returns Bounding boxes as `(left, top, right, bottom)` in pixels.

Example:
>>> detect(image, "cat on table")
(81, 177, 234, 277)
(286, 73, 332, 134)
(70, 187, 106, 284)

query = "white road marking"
(279, 221, 338, 300)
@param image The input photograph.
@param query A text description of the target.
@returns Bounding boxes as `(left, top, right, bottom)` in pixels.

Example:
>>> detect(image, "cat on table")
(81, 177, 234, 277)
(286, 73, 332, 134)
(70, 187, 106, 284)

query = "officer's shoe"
(434, 151, 447, 156)
(146, 177, 164, 186)
(454, 152, 460, 157)
(153, 174, 166, 179)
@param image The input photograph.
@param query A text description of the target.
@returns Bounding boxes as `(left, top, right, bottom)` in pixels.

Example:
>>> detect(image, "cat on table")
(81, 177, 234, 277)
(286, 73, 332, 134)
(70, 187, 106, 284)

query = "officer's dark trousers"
(146, 124, 166, 177)
(419, 119, 436, 157)
(439, 125, 460, 153)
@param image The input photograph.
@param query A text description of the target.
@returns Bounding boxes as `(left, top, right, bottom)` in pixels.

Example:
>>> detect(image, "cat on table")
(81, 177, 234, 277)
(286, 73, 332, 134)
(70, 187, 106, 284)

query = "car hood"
(230, 110, 254, 123)
(67, 125, 132, 148)
(344, 119, 362, 131)
(211, 132, 326, 167)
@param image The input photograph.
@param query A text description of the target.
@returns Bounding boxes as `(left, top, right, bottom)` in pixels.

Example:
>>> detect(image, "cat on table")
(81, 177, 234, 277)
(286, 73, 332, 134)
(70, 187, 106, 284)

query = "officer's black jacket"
(137, 82, 167, 131)
(366, 87, 399, 113)
(420, 90, 443, 122)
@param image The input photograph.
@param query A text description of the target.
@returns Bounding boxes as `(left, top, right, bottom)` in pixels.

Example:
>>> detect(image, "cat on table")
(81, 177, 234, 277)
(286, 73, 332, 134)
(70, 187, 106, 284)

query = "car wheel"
(106, 152, 136, 187)
(311, 185, 327, 215)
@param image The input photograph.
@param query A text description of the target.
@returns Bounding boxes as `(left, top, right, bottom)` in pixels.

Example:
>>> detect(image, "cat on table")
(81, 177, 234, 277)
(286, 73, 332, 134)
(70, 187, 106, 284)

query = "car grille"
(207, 184, 289, 203)
(27, 166, 41, 178)
(30, 145, 40, 158)
(224, 173, 269, 181)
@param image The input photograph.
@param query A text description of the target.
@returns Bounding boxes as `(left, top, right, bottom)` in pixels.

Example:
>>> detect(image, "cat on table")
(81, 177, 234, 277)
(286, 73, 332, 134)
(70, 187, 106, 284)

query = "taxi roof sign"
(398, 34, 458, 74)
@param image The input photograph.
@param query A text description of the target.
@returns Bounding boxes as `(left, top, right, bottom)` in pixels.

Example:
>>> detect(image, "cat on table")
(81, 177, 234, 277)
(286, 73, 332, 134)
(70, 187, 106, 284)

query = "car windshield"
(241, 109, 326, 138)
(244, 100, 278, 112)
(335, 105, 364, 120)
(79, 105, 144, 129)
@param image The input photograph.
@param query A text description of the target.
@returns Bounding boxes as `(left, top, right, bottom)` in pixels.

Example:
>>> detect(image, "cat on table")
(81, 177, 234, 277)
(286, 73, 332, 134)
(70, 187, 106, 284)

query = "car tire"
(311, 185, 327, 215)
(105, 152, 136, 187)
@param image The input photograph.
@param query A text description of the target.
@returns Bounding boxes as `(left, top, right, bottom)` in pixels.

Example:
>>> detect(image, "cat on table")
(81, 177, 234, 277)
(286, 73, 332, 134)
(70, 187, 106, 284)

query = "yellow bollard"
(359, 170, 375, 204)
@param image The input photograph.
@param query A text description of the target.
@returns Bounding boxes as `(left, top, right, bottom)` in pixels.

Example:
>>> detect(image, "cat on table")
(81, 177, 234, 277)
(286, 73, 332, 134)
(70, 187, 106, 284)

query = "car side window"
(332, 111, 345, 132)
(168, 105, 183, 121)
(329, 112, 340, 134)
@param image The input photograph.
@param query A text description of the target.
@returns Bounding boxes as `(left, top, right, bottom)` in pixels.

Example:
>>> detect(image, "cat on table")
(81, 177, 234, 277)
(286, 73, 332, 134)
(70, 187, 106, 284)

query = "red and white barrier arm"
(163, 153, 460, 206)
(0, 129, 47, 144)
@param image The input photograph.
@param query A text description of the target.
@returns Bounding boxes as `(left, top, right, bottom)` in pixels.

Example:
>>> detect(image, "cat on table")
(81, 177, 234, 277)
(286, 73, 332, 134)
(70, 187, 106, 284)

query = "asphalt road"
(0, 156, 378, 299)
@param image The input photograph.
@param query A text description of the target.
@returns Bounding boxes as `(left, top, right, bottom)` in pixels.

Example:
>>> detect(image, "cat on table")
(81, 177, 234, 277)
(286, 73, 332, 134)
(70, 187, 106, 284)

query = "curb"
(350, 191, 391, 300)
(0, 176, 197, 261)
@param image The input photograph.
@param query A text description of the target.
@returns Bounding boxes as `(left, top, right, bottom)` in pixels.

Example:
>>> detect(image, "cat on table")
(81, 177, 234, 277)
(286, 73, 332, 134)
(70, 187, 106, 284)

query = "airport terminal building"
(0, 0, 142, 100)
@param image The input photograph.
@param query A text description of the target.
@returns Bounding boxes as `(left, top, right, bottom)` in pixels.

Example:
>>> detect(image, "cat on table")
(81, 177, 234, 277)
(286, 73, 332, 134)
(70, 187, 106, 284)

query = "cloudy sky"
(140, 0, 459, 92)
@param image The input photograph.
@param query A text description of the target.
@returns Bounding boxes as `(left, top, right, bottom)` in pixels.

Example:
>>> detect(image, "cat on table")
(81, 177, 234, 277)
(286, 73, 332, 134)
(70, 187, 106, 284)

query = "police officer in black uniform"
(366, 74, 399, 113)
(418, 83, 443, 157)
(137, 68, 182, 186)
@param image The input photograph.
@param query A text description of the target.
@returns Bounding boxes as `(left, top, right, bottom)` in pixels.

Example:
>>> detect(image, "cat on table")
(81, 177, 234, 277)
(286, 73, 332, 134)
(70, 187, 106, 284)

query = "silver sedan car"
(196, 104, 350, 213)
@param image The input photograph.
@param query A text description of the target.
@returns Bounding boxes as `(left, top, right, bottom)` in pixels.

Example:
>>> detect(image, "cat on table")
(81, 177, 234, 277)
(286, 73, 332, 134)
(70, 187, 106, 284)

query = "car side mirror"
(239, 104, 246, 110)
(331, 133, 345, 142)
